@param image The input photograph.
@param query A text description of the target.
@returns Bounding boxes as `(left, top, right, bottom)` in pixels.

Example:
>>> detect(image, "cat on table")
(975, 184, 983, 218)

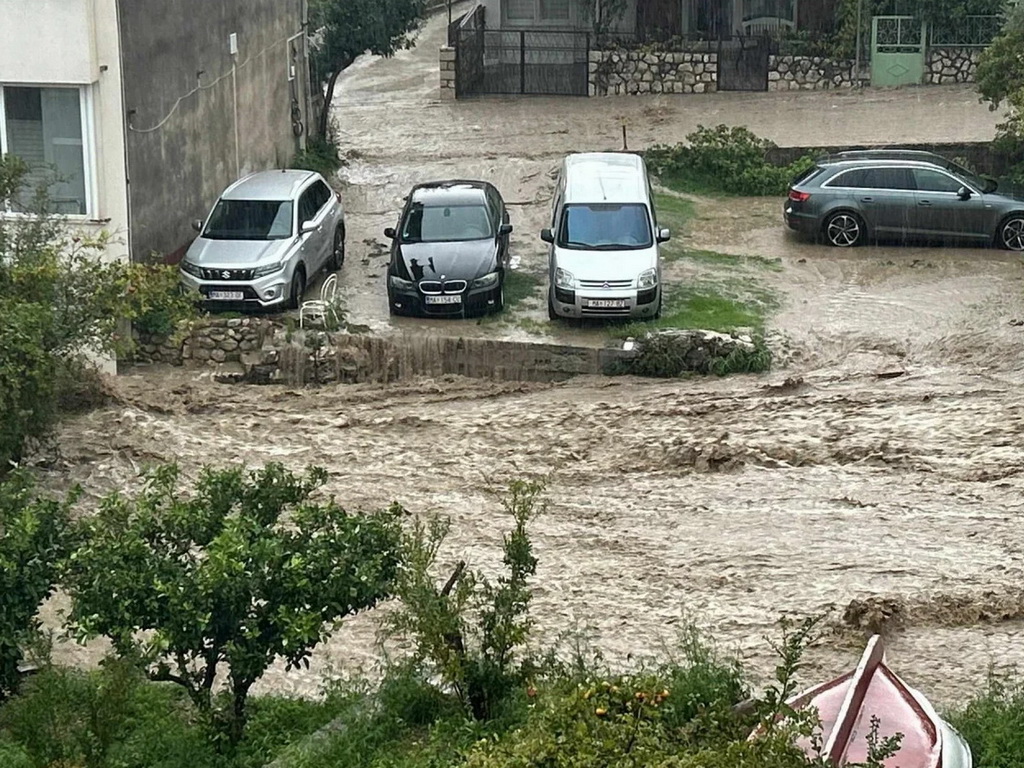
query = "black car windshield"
(401, 203, 493, 242)
(557, 203, 653, 250)
(203, 200, 293, 240)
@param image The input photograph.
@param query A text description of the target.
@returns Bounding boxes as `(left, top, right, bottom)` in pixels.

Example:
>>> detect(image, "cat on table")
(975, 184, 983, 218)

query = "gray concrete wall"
(118, 0, 307, 262)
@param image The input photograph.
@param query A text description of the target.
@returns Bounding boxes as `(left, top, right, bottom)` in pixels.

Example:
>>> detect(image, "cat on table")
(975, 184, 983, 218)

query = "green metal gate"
(871, 15, 926, 87)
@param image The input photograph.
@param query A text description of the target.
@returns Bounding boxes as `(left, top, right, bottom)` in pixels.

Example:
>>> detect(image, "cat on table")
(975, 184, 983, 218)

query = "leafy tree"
(0, 156, 196, 473)
(0, 471, 73, 700)
(383, 480, 543, 720)
(63, 462, 404, 744)
(976, 2, 1024, 182)
(309, 0, 428, 138)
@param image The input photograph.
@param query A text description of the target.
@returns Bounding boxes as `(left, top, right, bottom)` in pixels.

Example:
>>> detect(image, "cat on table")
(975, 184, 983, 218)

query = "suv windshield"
(203, 199, 293, 240)
(401, 203, 492, 242)
(558, 203, 653, 250)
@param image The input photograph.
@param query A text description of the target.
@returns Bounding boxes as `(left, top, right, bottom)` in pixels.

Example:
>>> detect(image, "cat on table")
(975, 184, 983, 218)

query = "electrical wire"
(127, 30, 298, 134)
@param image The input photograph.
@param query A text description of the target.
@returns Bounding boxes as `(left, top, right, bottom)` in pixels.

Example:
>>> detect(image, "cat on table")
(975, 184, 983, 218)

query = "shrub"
(946, 673, 1024, 768)
(292, 138, 344, 179)
(646, 125, 816, 197)
(620, 331, 772, 378)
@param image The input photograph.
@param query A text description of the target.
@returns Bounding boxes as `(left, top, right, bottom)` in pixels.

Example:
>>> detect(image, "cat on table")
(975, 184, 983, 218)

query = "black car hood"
(397, 240, 496, 282)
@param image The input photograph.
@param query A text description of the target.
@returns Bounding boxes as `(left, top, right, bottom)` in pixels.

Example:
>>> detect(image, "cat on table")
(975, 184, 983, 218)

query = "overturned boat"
(765, 634, 972, 767)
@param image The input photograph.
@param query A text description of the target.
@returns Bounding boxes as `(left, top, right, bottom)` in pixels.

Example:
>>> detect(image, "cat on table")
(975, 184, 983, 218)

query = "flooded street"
(34, 4, 1024, 708)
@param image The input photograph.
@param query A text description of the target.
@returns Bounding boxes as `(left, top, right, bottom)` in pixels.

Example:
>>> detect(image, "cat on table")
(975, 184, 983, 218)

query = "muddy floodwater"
(32, 3, 1024, 707)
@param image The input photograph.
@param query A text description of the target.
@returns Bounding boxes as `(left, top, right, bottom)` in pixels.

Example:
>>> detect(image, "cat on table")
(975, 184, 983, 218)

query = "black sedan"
(385, 180, 512, 317)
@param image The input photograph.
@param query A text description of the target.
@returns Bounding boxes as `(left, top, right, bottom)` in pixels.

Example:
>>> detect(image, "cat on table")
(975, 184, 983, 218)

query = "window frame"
(503, 0, 573, 26)
(0, 83, 96, 220)
(911, 167, 973, 195)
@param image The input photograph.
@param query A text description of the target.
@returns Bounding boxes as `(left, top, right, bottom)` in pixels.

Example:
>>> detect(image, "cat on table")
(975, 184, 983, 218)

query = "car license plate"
(586, 299, 627, 309)
(424, 295, 462, 305)
(208, 290, 244, 301)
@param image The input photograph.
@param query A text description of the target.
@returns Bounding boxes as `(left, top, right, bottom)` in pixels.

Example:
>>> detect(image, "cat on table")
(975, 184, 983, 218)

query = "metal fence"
(929, 15, 1002, 47)
(455, 26, 591, 97)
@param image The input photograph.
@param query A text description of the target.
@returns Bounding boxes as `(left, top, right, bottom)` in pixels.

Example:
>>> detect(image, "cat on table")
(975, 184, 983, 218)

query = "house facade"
(0, 0, 311, 264)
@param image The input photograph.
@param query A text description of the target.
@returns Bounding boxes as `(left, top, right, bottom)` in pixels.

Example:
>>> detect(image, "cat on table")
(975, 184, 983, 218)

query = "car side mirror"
(957, 186, 972, 200)
(540, 228, 554, 243)
(384, 227, 397, 239)
(300, 220, 317, 234)
(192, 218, 204, 233)
(499, 223, 513, 236)
(656, 227, 671, 242)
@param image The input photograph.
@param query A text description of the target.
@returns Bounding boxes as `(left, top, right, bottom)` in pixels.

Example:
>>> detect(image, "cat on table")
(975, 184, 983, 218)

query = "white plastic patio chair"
(299, 273, 340, 329)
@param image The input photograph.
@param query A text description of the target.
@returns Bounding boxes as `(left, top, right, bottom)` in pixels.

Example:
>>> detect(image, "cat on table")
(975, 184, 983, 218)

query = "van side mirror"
(192, 218, 204, 233)
(499, 223, 513, 236)
(656, 227, 671, 242)
(957, 186, 972, 201)
(540, 228, 554, 243)
(384, 227, 397, 239)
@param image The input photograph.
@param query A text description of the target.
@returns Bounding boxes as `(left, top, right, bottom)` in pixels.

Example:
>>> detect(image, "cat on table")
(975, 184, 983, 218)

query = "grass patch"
(663, 246, 784, 271)
(477, 269, 543, 325)
(654, 191, 697, 226)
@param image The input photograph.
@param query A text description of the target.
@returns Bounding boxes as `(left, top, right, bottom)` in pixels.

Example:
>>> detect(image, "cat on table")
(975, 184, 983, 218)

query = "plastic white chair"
(299, 273, 340, 329)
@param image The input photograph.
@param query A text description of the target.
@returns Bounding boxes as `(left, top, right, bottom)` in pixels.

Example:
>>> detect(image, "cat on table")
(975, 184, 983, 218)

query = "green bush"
(947, 674, 1024, 768)
(292, 138, 344, 178)
(646, 125, 816, 197)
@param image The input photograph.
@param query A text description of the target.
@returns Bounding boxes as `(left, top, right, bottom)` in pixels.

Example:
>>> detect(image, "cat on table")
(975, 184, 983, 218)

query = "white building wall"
(0, 0, 130, 267)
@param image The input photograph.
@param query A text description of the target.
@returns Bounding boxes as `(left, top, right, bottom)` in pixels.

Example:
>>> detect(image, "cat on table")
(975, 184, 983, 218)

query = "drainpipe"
(855, 0, 862, 83)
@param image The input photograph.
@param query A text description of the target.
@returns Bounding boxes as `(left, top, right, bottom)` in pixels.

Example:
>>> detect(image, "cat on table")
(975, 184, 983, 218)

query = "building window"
(505, 0, 571, 23)
(0, 86, 88, 216)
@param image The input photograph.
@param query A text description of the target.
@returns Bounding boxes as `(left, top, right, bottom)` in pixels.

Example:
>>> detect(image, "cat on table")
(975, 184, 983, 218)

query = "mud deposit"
(30, 4, 1024, 708)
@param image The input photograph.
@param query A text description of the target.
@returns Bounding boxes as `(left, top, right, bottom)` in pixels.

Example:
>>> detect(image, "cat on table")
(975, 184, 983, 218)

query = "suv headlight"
(637, 268, 658, 289)
(252, 262, 286, 279)
(555, 268, 576, 290)
(180, 260, 202, 278)
(389, 274, 415, 290)
(472, 271, 500, 289)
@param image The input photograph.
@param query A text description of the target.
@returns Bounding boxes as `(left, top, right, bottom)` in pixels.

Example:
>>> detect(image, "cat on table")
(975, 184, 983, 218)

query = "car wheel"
(653, 293, 663, 320)
(998, 215, 1024, 252)
(288, 267, 306, 310)
(328, 226, 345, 270)
(548, 291, 559, 321)
(493, 282, 505, 314)
(823, 211, 864, 247)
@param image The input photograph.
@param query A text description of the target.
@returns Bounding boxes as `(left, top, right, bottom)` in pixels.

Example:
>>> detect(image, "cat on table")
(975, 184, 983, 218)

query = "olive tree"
(63, 462, 404, 744)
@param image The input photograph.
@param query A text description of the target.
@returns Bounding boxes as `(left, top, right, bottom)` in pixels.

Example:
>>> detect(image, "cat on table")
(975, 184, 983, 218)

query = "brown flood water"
(31, 3, 1024, 707)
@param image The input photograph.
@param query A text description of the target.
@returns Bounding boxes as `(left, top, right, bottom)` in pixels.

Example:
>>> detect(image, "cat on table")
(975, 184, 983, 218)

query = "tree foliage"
(976, 2, 1024, 182)
(0, 156, 195, 472)
(63, 462, 404, 744)
(309, 0, 428, 138)
(0, 471, 73, 700)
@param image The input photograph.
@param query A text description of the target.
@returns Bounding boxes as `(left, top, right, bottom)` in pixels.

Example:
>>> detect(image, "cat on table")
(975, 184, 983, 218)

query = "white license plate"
(424, 295, 462, 305)
(208, 290, 244, 301)
(586, 299, 627, 309)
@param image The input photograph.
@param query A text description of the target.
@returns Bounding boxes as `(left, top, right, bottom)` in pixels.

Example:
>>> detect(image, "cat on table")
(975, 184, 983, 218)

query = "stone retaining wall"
(439, 45, 456, 100)
(133, 317, 275, 367)
(767, 55, 861, 90)
(925, 47, 982, 84)
(588, 50, 718, 95)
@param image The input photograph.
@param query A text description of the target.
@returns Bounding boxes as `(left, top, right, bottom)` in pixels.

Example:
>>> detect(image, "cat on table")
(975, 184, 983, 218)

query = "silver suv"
(785, 150, 1024, 250)
(180, 169, 345, 309)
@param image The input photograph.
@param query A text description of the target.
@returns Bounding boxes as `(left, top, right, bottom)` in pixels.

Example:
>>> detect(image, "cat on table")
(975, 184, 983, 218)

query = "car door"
(911, 168, 990, 242)
(299, 183, 331, 269)
(857, 167, 917, 236)
(486, 184, 509, 268)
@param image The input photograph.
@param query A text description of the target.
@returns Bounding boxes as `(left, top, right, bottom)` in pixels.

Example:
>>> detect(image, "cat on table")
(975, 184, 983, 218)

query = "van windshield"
(557, 203, 653, 250)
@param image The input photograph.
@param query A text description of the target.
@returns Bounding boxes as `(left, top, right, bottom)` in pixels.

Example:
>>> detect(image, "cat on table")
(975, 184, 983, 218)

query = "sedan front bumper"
(389, 283, 502, 317)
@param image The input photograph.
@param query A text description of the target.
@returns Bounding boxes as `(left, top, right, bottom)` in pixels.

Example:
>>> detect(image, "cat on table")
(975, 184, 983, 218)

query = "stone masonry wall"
(439, 46, 456, 100)
(767, 55, 861, 90)
(133, 317, 275, 367)
(925, 47, 982, 84)
(588, 50, 718, 96)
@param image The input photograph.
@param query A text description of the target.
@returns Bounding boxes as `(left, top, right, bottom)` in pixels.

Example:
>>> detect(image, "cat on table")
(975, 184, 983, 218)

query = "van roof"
(563, 152, 648, 204)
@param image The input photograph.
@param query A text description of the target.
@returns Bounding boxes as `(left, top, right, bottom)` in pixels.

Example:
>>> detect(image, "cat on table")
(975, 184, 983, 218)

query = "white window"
(505, 0, 571, 23)
(0, 85, 90, 216)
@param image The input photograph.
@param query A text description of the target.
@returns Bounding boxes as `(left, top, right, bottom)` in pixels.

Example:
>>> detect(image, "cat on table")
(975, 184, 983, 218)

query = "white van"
(541, 152, 669, 320)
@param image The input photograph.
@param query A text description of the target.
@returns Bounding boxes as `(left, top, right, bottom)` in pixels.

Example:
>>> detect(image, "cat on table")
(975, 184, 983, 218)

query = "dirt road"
(35, 7, 1024, 706)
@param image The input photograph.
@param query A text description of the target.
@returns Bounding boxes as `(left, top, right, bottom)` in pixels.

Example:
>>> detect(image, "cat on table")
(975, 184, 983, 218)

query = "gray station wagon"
(784, 150, 1024, 251)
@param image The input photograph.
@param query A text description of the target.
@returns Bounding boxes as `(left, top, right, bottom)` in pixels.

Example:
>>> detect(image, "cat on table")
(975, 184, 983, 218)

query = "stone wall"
(588, 50, 717, 96)
(926, 47, 982, 84)
(133, 317, 275, 367)
(439, 45, 456, 100)
(767, 55, 861, 90)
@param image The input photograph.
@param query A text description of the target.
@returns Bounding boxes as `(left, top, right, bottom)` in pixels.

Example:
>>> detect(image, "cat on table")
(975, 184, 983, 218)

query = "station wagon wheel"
(824, 211, 864, 248)
(999, 215, 1024, 252)
(328, 225, 345, 270)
